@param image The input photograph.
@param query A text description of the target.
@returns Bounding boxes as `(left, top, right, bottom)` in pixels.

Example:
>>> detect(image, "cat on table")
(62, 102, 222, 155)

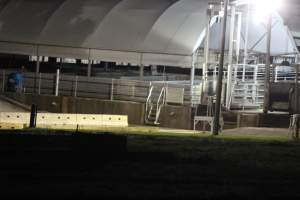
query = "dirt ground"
(223, 127, 290, 137)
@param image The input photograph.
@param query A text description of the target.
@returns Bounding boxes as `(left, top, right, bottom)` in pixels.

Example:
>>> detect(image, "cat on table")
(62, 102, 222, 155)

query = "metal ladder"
(145, 84, 166, 125)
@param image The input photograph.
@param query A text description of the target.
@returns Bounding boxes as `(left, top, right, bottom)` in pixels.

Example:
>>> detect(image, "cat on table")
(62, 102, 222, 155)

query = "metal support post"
(295, 64, 299, 114)
(263, 15, 272, 114)
(139, 65, 144, 80)
(111, 79, 114, 101)
(2, 70, 5, 92)
(236, 12, 242, 64)
(226, 5, 236, 109)
(29, 104, 37, 128)
(213, 0, 229, 135)
(55, 69, 60, 97)
(203, 7, 212, 79)
(104, 62, 109, 72)
(34, 47, 40, 94)
(242, 1, 250, 82)
(151, 65, 158, 76)
(191, 53, 196, 105)
(31, 47, 40, 121)
(74, 75, 78, 97)
(38, 73, 42, 95)
(87, 59, 92, 77)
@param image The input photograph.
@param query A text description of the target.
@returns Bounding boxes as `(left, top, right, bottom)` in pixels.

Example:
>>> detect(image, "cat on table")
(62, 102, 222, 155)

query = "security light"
(252, 0, 282, 23)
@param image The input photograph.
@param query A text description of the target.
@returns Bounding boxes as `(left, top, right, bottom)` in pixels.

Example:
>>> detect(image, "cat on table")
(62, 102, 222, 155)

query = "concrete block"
(76, 114, 103, 126)
(0, 122, 24, 130)
(0, 112, 30, 125)
(102, 115, 128, 127)
(36, 113, 77, 126)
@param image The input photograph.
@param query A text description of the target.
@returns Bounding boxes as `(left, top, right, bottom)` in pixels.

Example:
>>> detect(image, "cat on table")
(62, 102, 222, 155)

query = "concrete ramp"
(0, 97, 28, 112)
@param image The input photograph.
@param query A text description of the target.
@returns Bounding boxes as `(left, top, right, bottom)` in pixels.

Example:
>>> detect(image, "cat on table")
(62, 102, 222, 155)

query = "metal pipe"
(87, 59, 92, 77)
(2, 70, 5, 92)
(74, 75, 78, 97)
(295, 64, 299, 114)
(242, 1, 251, 82)
(236, 12, 242, 64)
(110, 79, 114, 101)
(139, 65, 144, 80)
(55, 68, 60, 97)
(191, 53, 196, 105)
(38, 73, 42, 95)
(34, 46, 40, 94)
(213, 0, 229, 135)
(203, 8, 212, 79)
(263, 15, 272, 114)
(226, 5, 236, 109)
(295, 64, 299, 139)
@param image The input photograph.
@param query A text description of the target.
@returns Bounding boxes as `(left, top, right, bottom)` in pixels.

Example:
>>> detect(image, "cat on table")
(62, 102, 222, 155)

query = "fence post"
(74, 75, 78, 97)
(38, 73, 42, 95)
(55, 69, 60, 96)
(110, 79, 114, 101)
(2, 70, 5, 92)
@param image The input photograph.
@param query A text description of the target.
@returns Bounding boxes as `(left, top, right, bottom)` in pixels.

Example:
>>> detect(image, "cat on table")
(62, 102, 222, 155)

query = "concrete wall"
(159, 105, 192, 130)
(5, 93, 145, 125)
(236, 112, 290, 128)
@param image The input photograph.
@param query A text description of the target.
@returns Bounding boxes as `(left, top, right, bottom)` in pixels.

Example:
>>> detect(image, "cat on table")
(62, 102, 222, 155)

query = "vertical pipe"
(2, 70, 5, 92)
(139, 65, 144, 80)
(263, 15, 272, 114)
(74, 75, 78, 97)
(34, 46, 40, 94)
(104, 62, 109, 72)
(38, 73, 42, 95)
(236, 12, 242, 64)
(226, 6, 236, 109)
(87, 49, 92, 77)
(213, 0, 229, 135)
(242, 1, 251, 82)
(295, 64, 299, 139)
(139, 54, 144, 80)
(203, 7, 212, 80)
(111, 79, 114, 101)
(191, 53, 196, 105)
(87, 59, 92, 77)
(295, 64, 299, 114)
(55, 69, 60, 97)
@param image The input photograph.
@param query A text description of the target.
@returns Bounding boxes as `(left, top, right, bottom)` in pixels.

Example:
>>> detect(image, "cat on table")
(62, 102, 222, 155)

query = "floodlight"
(252, 0, 282, 23)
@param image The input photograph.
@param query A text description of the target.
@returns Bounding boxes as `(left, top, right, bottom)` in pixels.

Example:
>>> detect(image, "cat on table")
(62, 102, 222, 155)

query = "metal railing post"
(110, 79, 114, 101)
(55, 69, 60, 96)
(74, 75, 78, 97)
(38, 73, 42, 95)
(2, 70, 5, 92)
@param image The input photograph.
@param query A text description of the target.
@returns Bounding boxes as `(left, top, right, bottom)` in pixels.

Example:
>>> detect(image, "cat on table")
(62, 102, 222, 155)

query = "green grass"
(1, 127, 300, 198)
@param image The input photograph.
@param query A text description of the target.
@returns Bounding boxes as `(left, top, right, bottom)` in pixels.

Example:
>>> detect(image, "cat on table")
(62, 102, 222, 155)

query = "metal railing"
(0, 69, 200, 105)
(145, 84, 154, 122)
(155, 87, 166, 124)
(230, 64, 299, 109)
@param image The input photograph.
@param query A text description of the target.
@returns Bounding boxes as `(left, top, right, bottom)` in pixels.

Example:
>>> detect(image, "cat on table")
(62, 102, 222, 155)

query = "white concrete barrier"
(0, 112, 30, 125)
(0, 112, 128, 130)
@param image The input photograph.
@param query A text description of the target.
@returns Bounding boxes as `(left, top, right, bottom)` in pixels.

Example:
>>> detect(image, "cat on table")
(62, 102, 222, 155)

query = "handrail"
(154, 86, 166, 124)
(145, 85, 154, 122)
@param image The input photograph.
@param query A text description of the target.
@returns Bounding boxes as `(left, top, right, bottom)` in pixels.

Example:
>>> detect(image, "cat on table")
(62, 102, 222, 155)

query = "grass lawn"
(0, 128, 299, 199)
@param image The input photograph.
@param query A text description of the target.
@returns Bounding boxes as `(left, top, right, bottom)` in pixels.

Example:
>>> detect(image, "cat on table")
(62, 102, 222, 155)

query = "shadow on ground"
(0, 130, 299, 199)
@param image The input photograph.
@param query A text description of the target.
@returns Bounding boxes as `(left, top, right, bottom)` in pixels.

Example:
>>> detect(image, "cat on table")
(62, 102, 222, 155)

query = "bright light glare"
(252, 0, 282, 23)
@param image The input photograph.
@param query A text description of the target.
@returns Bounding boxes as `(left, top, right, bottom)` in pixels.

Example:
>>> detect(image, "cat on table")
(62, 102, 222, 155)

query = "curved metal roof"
(0, 0, 297, 67)
(0, 0, 214, 67)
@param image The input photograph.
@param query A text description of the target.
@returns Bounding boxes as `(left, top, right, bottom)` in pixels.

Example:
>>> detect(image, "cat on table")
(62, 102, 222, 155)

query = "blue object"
(7, 72, 24, 92)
